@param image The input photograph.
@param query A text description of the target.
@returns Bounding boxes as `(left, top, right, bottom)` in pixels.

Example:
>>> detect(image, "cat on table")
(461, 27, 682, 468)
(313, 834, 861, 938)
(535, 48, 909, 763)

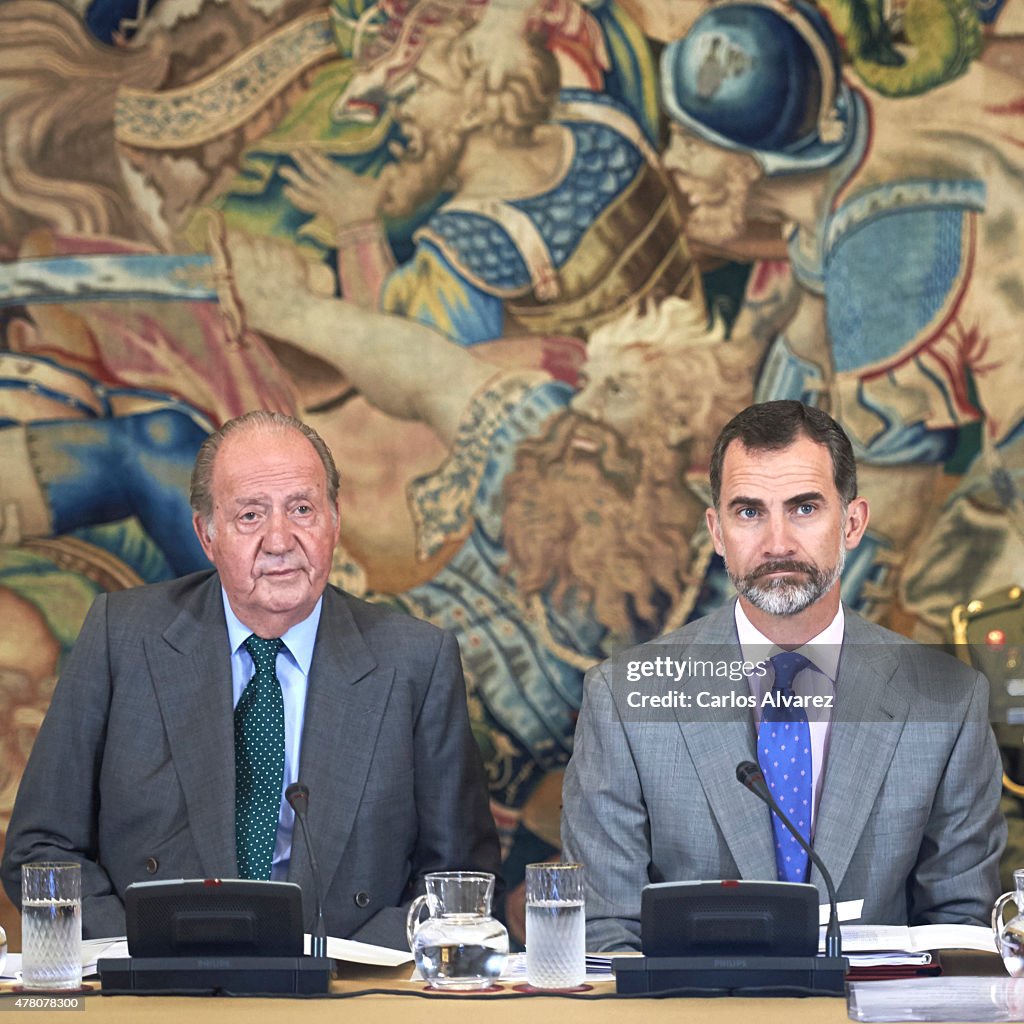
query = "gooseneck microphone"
(286, 782, 327, 959)
(736, 760, 843, 959)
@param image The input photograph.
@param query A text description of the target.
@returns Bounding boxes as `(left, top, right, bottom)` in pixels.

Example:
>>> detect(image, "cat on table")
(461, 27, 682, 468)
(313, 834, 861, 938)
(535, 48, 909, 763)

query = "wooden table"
(0, 952, 1010, 1024)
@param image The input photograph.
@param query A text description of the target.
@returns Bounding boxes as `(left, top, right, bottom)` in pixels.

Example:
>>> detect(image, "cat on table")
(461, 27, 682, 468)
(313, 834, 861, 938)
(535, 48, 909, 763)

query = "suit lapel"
(811, 611, 909, 893)
(287, 589, 388, 922)
(671, 605, 778, 879)
(679, 712, 777, 879)
(146, 575, 238, 878)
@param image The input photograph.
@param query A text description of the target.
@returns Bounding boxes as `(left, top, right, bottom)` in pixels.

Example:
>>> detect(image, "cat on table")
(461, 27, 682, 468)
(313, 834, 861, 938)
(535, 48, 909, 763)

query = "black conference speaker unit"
(613, 880, 847, 996)
(98, 879, 331, 994)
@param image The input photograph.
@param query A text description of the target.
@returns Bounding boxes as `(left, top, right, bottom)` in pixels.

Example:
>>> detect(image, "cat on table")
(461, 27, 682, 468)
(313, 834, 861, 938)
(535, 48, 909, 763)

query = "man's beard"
(378, 122, 466, 220)
(728, 544, 847, 617)
(502, 410, 704, 639)
(673, 164, 754, 246)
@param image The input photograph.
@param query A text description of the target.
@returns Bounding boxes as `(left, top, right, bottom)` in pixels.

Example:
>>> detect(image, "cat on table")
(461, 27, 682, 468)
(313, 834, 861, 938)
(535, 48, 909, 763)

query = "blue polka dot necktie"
(235, 635, 285, 881)
(758, 651, 813, 883)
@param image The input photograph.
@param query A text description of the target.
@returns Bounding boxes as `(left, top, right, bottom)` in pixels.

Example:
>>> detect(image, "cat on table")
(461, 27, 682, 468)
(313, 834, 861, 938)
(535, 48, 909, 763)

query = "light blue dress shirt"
(222, 592, 323, 881)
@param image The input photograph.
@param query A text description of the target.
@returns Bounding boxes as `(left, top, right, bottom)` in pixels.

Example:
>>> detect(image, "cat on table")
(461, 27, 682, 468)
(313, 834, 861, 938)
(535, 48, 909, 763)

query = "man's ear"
(843, 496, 871, 550)
(193, 513, 216, 562)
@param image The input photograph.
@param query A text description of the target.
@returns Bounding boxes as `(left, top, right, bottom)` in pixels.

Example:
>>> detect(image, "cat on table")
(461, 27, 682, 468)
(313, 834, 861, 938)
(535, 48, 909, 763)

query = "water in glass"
(526, 899, 585, 988)
(21, 899, 82, 990)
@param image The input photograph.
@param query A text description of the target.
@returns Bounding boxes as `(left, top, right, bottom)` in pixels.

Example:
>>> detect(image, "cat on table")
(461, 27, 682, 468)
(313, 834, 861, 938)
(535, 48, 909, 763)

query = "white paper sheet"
(310, 935, 412, 966)
(849, 976, 1024, 1022)
(833, 924, 996, 955)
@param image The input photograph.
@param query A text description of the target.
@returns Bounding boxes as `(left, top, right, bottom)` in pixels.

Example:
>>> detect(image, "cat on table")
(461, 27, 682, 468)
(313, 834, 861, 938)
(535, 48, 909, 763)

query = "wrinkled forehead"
(720, 437, 837, 496)
(215, 427, 325, 485)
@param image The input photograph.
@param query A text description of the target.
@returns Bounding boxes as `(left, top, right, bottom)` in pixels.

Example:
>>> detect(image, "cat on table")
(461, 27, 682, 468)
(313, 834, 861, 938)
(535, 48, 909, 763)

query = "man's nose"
(762, 514, 796, 555)
(261, 509, 293, 552)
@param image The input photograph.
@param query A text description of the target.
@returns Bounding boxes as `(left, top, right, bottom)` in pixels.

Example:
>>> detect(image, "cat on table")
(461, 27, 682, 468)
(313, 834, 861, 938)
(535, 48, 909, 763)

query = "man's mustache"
(746, 560, 817, 582)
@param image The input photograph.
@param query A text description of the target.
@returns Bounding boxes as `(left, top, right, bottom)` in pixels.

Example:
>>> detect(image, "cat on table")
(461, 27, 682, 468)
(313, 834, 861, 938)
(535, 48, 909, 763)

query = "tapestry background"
(1, 0, 1022, 946)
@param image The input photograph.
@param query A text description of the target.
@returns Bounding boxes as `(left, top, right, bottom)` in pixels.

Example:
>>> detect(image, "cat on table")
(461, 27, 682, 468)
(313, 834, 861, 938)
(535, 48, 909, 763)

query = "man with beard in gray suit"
(2, 410, 500, 947)
(562, 400, 1005, 952)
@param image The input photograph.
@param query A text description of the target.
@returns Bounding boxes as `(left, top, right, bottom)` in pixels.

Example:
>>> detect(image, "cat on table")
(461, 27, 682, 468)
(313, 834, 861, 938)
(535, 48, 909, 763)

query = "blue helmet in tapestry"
(660, 0, 859, 175)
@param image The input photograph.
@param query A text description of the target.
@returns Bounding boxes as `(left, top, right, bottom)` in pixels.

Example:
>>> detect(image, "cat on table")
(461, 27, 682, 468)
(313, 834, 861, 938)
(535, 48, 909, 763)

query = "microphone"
(286, 782, 327, 959)
(736, 760, 843, 959)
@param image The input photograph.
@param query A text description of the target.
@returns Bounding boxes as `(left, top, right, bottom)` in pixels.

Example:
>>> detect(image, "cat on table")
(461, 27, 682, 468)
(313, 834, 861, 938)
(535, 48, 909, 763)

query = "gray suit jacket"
(561, 603, 1006, 951)
(1, 571, 500, 947)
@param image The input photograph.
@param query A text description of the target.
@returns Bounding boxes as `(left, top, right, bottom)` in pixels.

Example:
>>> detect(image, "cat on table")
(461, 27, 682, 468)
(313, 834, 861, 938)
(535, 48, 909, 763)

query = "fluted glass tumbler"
(21, 863, 82, 990)
(525, 862, 585, 989)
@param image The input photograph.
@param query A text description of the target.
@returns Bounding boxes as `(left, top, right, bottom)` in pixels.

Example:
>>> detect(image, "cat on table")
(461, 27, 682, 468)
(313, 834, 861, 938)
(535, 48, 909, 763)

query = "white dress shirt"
(734, 600, 844, 836)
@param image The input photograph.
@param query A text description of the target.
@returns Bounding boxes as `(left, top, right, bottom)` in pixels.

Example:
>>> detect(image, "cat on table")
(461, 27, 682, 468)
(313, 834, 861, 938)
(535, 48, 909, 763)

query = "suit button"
(145, 857, 159, 874)
(354, 891, 370, 908)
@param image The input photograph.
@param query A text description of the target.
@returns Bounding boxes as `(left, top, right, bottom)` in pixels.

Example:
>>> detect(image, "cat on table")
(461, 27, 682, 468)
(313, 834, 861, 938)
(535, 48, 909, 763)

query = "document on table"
(308, 935, 412, 966)
(829, 924, 997, 955)
(83, 936, 130, 974)
(849, 976, 1024, 1022)
(822, 898, 864, 925)
(821, 923, 996, 970)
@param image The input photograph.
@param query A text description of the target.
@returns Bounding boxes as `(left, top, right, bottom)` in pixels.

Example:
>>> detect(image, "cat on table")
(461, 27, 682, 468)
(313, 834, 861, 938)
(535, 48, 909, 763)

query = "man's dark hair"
(709, 400, 858, 508)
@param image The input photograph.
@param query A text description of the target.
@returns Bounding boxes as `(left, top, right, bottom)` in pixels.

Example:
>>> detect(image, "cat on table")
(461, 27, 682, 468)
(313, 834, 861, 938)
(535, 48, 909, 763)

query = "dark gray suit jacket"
(561, 603, 1006, 951)
(1, 571, 500, 947)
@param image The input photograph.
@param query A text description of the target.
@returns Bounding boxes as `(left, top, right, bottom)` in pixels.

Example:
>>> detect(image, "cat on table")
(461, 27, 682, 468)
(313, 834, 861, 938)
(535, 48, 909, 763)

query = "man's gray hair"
(190, 410, 340, 528)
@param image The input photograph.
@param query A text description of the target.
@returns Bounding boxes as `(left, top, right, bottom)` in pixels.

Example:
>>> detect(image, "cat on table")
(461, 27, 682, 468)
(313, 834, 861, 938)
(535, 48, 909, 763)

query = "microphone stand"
(736, 760, 842, 958)
(286, 782, 328, 959)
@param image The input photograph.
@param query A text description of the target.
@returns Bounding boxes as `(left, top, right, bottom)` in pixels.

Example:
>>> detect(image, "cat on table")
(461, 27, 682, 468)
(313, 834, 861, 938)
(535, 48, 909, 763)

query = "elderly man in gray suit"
(562, 400, 1005, 952)
(1, 410, 500, 947)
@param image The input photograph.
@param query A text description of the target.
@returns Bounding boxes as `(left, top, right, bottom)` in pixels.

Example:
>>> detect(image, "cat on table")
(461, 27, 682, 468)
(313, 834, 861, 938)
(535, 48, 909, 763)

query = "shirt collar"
(733, 599, 844, 682)
(221, 590, 324, 676)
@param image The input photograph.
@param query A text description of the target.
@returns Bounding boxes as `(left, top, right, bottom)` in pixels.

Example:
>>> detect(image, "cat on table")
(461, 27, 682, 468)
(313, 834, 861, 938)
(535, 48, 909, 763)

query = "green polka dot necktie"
(235, 635, 285, 880)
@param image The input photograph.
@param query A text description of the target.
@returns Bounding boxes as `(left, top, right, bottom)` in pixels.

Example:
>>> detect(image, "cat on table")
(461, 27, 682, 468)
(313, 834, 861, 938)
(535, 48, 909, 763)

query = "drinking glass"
(525, 862, 585, 989)
(21, 863, 82, 990)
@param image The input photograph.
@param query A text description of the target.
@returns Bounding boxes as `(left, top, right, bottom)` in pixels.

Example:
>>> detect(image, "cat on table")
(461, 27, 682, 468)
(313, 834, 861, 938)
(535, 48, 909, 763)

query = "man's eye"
(796, 504, 816, 516)
(606, 379, 622, 394)
(738, 508, 758, 519)
(240, 511, 259, 522)
(295, 505, 313, 516)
